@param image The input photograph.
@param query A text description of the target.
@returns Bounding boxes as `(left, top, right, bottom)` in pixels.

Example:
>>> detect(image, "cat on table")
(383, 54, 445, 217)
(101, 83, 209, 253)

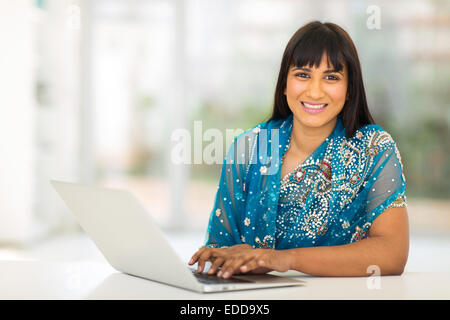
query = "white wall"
(33, 0, 83, 235)
(0, 0, 35, 243)
(0, 0, 83, 244)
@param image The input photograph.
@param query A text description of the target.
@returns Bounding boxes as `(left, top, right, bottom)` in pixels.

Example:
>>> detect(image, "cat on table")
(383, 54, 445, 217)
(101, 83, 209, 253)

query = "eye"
(294, 73, 309, 78)
(325, 75, 340, 81)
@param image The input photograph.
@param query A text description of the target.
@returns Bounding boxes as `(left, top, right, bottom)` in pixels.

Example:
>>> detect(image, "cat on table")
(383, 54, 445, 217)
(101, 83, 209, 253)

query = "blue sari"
(204, 114, 407, 249)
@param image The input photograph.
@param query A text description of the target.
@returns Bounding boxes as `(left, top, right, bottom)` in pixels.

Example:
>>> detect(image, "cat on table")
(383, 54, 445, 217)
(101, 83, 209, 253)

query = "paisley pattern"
(204, 114, 407, 250)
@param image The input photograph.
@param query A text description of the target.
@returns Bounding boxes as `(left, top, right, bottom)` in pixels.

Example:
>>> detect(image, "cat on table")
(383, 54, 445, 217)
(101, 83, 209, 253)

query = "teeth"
(303, 102, 327, 109)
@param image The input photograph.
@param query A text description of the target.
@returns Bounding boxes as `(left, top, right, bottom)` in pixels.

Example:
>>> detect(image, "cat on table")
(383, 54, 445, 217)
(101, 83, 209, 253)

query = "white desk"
(0, 260, 449, 300)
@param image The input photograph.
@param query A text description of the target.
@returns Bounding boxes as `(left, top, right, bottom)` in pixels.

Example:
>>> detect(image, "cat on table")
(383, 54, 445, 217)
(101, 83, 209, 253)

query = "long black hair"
(269, 21, 375, 138)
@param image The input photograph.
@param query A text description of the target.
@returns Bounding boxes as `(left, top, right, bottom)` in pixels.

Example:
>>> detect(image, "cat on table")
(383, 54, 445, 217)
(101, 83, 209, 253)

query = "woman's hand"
(188, 244, 291, 278)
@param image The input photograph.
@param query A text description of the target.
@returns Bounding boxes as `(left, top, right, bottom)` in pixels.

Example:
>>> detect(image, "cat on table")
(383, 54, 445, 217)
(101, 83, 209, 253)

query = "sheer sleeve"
(351, 142, 407, 241)
(365, 143, 407, 215)
(203, 132, 254, 248)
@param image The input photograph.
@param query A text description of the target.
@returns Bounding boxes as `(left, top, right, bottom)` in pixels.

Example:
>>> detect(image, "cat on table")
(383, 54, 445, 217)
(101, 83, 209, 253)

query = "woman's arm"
(283, 207, 409, 276)
(190, 207, 409, 278)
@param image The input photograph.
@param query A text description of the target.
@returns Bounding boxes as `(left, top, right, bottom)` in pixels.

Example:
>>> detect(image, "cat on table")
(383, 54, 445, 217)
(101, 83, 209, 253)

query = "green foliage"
(386, 115, 450, 199)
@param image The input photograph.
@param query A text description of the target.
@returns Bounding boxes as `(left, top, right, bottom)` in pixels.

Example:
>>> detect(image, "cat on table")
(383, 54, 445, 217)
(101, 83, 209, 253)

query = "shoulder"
(226, 116, 291, 168)
(349, 123, 398, 154)
(224, 120, 269, 164)
(233, 116, 290, 146)
(338, 123, 405, 174)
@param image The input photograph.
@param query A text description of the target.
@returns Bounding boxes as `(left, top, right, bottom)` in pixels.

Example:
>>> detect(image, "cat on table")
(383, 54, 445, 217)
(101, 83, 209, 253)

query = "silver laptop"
(50, 180, 304, 293)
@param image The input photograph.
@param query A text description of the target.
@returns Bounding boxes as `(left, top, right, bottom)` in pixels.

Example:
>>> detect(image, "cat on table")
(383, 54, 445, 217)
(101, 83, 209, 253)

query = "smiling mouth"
(301, 101, 328, 109)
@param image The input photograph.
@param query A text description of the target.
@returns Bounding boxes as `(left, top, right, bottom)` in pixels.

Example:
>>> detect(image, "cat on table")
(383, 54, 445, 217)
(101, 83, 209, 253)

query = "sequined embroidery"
(204, 115, 408, 251)
(274, 123, 407, 248)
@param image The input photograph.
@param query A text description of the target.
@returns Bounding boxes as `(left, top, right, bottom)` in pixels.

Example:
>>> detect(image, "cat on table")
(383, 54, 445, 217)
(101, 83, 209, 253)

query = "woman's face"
(284, 54, 348, 130)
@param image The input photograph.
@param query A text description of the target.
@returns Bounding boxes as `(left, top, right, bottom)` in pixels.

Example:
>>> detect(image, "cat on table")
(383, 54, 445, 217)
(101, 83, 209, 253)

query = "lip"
(302, 101, 328, 105)
(301, 101, 328, 114)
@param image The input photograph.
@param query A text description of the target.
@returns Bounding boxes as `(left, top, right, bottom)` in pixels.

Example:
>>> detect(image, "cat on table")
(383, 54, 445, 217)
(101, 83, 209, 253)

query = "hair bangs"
(289, 27, 346, 73)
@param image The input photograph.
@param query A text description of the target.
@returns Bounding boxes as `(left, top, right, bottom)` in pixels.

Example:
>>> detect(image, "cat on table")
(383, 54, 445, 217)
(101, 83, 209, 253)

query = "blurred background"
(0, 0, 449, 271)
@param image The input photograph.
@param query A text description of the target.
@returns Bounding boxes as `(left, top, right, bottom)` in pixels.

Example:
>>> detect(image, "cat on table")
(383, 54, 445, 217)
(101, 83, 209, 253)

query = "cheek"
(285, 79, 307, 97)
(328, 83, 348, 101)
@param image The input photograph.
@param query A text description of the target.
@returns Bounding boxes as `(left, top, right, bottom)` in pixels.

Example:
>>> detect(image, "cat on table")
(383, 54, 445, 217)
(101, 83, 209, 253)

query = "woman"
(189, 21, 409, 277)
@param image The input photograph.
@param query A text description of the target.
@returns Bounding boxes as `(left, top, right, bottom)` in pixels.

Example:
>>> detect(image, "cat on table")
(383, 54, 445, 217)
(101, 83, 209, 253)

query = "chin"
(293, 113, 333, 128)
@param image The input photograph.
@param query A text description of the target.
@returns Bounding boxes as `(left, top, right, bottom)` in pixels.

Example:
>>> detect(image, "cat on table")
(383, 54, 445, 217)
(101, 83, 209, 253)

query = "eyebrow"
(292, 67, 344, 76)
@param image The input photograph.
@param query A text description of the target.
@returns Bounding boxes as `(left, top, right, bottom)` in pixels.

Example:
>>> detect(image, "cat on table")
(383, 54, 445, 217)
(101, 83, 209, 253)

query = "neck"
(289, 117, 337, 155)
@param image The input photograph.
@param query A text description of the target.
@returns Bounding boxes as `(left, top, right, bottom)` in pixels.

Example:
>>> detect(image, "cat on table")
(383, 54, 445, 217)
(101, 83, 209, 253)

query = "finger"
(248, 266, 271, 274)
(218, 247, 257, 277)
(255, 253, 275, 270)
(240, 249, 275, 273)
(221, 256, 247, 278)
(189, 246, 215, 265)
(197, 249, 215, 273)
(232, 254, 259, 274)
(189, 246, 207, 265)
(251, 251, 288, 273)
(240, 258, 260, 273)
(217, 257, 233, 278)
(208, 257, 225, 275)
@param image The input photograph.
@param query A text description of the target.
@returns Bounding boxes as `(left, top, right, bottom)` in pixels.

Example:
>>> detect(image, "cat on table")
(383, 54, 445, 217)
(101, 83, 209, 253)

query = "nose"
(306, 78, 325, 100)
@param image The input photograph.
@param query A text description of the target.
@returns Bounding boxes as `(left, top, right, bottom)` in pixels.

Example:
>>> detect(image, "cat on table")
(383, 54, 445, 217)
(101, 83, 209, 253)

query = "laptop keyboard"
(192, 271, 252, 285)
